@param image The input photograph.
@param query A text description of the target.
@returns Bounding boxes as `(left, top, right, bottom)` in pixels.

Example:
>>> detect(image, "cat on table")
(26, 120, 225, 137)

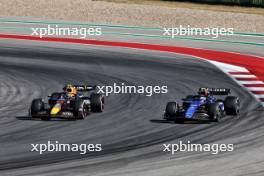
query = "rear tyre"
(164, 102, 178, 119)
(224, 96, 240, 115)
(208, 102, 222, 122)
(91, 93, 104, 112)
(31, 99, 44, 118)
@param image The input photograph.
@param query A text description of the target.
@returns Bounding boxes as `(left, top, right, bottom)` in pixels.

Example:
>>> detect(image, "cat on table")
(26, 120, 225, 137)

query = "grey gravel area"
(0, 0, 263, 32)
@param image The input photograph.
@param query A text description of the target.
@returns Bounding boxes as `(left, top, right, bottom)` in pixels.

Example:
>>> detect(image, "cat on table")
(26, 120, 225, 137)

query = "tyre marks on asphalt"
(1, 34, 264, 107)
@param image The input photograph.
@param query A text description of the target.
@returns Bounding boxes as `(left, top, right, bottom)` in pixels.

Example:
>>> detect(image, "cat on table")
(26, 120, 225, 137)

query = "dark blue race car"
(163, 88, 240, 122)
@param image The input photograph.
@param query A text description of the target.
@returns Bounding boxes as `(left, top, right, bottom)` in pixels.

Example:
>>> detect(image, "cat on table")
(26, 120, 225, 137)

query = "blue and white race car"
(163, 88, 240, 122)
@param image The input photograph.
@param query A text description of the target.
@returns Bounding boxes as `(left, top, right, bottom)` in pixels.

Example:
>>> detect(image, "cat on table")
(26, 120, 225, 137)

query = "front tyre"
(75, 99, 89, 119)
(208, 102, 222, 122)
(164, 102, 178, 119)
(31, 99, 44, 118)
(91, 93, 104, 112)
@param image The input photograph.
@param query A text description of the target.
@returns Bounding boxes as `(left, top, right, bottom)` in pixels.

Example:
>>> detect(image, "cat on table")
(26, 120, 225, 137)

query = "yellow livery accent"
(50, 104, 61, 116)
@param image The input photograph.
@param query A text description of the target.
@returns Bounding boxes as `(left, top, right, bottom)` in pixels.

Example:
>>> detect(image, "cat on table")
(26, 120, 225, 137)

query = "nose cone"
(50, 104, 61, 116)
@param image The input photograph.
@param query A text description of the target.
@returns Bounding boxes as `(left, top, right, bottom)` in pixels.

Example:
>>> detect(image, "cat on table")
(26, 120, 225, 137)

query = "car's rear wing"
(63, 85, 96, 91)
(75, 85, 96, 91)
(208, 88, 231, 95)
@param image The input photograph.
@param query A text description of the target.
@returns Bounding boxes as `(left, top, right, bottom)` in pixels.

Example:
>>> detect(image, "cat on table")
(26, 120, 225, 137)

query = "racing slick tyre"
(75, 99, 89, 119)
(224, 96, 240, 115)
(31, 99, 44, 118)
(91, 93, 104, 112)
(164, 102, 178, 120)
(208, 102, 222, 122)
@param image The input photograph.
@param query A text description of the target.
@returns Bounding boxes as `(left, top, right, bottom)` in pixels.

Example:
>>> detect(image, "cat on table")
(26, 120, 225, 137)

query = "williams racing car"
(29, 84, 104, 120)
(163, 88, 240, 122)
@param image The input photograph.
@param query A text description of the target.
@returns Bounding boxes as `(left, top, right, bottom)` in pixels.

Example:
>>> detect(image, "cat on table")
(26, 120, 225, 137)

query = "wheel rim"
(236, 100, 240, 114)
(100, 97, 104, 111)
(83, 106, 88, 118)
(215, 108, 221, 121)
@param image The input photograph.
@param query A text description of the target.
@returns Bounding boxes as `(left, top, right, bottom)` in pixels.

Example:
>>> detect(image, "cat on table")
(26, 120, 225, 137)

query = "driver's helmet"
(64, 84, 77, 97)
(198, 88, 209, 96)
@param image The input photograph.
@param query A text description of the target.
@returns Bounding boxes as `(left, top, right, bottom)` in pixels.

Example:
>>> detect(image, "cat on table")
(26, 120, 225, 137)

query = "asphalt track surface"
(0, 38, 264, 176)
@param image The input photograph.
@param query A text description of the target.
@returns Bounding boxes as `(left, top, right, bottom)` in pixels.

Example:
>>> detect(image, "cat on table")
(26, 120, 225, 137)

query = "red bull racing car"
(29, 84, 104, 120)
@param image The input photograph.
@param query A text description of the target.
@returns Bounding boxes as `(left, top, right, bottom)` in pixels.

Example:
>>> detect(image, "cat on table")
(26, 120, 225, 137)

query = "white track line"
(209, 61, 248, 72)
(231, 75, 256, 78)
(246, 87, 264, 91)
(240, 81, 264, 84)
(254, 95, 264, 98)
(208, 60, 264, 107)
